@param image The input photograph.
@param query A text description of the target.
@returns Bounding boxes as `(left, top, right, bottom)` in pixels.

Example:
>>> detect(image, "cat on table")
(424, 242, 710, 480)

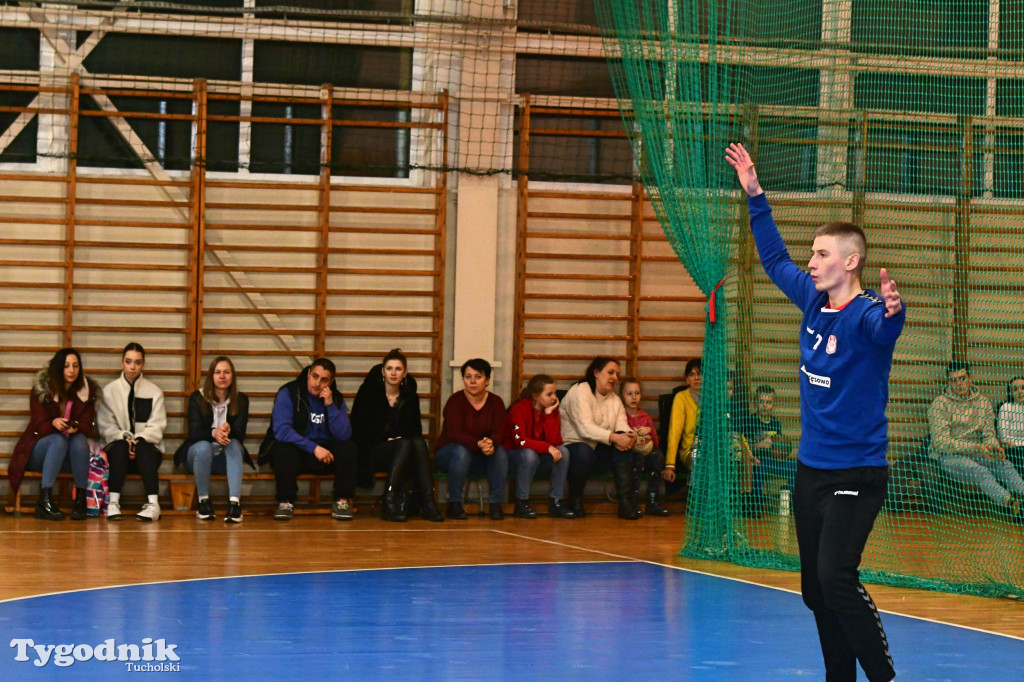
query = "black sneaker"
(196, 498, 214, 521)
(331, 498, 354, 521)
(225, 501, 242, 524)
(489, 503, 505, 520)
(513, 499, 537, 519)
(273, 501, 294, 521)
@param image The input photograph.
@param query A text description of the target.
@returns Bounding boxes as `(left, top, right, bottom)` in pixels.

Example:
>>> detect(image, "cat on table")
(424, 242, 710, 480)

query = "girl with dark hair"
(434, 358, 508, 520)
(11, 348, 100, 520)
(560, 357, 638, 519)
(174, 356, 253, 523)
(503, 374, 575, 519)
(350, 349, 443, 522)
(96, 342, 167, 522)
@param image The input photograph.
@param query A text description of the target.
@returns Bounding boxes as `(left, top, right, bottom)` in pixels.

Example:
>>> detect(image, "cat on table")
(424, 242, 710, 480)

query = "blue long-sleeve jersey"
(748, 193, 906, 469)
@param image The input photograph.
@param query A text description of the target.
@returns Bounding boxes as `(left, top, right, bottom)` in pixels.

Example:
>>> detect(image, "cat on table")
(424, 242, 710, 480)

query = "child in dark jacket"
(620, 377, 669, 516)
(503, 374, 576, 519)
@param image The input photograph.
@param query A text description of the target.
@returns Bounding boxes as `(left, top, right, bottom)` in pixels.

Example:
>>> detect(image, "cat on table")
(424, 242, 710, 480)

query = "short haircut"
(520, 373, 555, 400)
(684, 357, 702, 377)
(946, 360, 971, 377)
(461, 358, 491, 379)
(815, 221, 867, 276)
(583, 357, 618, 393)
(122, 342, 145, 359)
(755, 384, 775, 398)
(382, 348, 407, 369)
(311, 357, 336, 378)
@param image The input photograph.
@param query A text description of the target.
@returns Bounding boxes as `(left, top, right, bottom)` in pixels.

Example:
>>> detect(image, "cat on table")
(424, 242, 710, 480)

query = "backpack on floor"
(85, 441, 109, 517)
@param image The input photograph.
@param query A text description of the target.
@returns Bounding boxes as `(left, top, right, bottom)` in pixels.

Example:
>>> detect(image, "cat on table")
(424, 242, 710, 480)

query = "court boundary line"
(0, 558, 634, 606)
(489, 528, 1024, 643)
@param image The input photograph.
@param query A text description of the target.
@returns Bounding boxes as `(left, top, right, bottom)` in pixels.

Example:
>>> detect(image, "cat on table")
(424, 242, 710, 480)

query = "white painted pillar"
(441, 0, 516, 396)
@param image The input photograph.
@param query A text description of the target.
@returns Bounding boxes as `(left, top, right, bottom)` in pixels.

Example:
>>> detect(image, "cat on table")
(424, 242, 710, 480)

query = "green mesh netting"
(595, 0, 1024, 598)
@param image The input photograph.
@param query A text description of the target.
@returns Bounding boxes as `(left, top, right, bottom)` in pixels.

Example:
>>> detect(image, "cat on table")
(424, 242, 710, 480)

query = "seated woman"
(96, 342, 167, 522)
(561, 357, 638, 519)
(11, 348, 100, 521)
(503, 374, 575, 519)
(174, 356, 253, 524)
(664, 357, 702, 494)
(619, 377, 669, 516)
(998, 376, 1024, 472)
(434, 358, 508, 520)
(350, 348, 443, 523)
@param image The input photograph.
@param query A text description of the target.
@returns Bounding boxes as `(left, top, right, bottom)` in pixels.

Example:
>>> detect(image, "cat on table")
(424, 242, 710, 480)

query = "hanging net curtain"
(595, 0, 1024, 598)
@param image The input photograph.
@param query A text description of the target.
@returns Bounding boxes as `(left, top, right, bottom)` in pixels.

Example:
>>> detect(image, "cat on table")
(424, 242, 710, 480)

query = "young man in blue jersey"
(727, 143, 904, 682)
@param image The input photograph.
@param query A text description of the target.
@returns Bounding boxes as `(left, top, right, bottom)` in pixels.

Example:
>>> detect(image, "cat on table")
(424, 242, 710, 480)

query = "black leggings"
(794, 462, 894, 682)
(106, 439, 164, 495)
(371, 437, 429, 477)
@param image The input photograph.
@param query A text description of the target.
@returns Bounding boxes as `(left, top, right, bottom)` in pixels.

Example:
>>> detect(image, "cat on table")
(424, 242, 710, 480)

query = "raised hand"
(879, 268, 903, 318)
(725, 143, 763, 197)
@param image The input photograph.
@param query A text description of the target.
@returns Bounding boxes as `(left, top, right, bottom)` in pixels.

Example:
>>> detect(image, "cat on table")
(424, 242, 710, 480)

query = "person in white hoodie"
(96, 342, 167, 521)
(560, 357, 638, 519)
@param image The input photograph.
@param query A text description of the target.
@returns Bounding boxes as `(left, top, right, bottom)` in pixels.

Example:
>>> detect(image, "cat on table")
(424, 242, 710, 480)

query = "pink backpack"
(84, 440, 108, 517)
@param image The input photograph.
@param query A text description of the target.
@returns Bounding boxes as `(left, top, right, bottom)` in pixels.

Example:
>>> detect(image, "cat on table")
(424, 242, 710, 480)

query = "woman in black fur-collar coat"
(350, 349, 443, 522)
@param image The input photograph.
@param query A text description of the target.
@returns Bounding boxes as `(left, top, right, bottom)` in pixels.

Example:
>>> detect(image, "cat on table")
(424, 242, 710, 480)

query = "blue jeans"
(939, 453, 1024, 504)
(28, 432, 89, 488)
(434, 442, 508, 504)
(186, 439, 244, 499)
(508, 446, 569, 500)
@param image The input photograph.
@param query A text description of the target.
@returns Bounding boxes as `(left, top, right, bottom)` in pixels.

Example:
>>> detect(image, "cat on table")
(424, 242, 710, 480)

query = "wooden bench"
(3, 470, 383, 516)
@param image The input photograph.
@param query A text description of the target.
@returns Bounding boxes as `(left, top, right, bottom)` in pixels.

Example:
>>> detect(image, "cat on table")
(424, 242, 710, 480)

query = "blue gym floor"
(0, 561, 1020, 680)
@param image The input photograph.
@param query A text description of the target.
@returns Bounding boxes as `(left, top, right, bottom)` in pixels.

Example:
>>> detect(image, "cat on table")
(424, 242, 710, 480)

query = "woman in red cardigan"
(11, 348, 100, 521)
(503, 374, 575, 519)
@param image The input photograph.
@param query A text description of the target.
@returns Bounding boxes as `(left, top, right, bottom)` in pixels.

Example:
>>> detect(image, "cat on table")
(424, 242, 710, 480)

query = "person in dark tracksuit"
(728, 143, 905, 682)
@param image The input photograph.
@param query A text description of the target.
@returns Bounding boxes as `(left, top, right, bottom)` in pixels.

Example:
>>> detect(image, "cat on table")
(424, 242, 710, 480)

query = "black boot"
(446, 501, 468, 520)
(568, 495, 586, 518)
(71, 487, 88, 520)
(632, 456, 645, 518)
(35, 487, 65, 521)
(548, 498, 576, 519)
(513, 499, 537, 519)
(410, 445, 443, 522)
(645, 475, 669, 517)
(381, 446, 410, 522)
(614, 458, 641, 520)
(567, 477, 586, 518)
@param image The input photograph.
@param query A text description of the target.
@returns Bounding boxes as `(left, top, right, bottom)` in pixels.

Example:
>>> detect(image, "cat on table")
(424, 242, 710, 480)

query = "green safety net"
(595, 0, 1024, 598)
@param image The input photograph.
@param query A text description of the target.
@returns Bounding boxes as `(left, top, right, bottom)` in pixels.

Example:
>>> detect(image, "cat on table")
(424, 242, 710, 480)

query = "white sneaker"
(106, 500, 122, 520)
(135, 502, 161, 522)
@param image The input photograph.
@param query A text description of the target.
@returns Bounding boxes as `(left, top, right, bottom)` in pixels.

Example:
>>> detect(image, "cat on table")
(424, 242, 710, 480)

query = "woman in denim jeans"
(174, 356, 253, 523)
(11, 348, 100, 521)
(434, 358, 508, 520)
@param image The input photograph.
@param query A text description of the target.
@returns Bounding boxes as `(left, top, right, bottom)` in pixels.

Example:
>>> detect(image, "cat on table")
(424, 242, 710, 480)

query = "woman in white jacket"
(96, 342, 167, 521)
(560, 357, 638, 519)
